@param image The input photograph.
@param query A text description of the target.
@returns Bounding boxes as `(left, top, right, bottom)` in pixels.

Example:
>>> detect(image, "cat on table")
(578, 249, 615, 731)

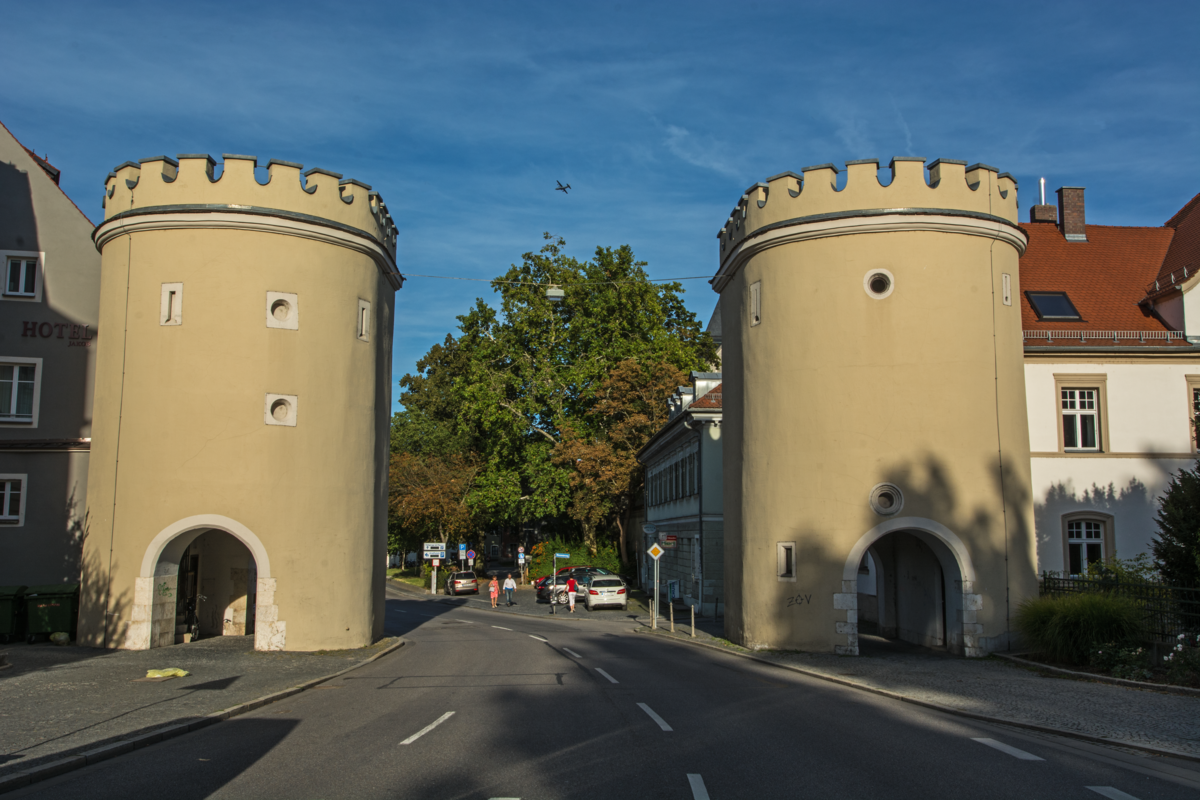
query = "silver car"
(584, 576, 628, 611)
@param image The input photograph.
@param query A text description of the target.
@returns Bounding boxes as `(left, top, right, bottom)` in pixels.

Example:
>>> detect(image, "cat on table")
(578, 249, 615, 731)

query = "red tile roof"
(690, 384, 722, 409)
(1019, 221, 1177, 342)
(1157, 192, 1200, 286)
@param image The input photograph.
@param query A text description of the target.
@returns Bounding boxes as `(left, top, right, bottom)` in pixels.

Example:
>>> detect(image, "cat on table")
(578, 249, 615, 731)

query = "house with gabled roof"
(1019, 186, 1199, 575)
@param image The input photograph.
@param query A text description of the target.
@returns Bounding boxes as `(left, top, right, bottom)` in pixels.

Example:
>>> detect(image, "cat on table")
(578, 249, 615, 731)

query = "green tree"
(1151, 463, 1200, 587)
(398, 234, 717, 551)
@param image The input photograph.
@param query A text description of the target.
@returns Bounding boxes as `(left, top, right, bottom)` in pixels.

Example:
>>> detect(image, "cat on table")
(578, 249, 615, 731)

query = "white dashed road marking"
(637, 702, 673, 731)
(596, 668, 619, 684)
(529, 635, 548, 642)
(492, 626, 512, 631)
(1087, 789, 1141, 800)
(971, 738, 1044, 761)
(562, 647, 582, 658)
(400, 712, 455, 745)
(688, 774, 710, 800)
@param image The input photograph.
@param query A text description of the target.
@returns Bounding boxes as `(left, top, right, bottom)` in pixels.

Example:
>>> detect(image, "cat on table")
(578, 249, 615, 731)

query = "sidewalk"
(0, 634, 399, 780)
(640, 622, 1200, 760)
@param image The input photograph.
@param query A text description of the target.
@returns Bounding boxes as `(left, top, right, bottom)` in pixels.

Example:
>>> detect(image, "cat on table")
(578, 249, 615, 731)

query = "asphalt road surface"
(10, 585, 1200, 799)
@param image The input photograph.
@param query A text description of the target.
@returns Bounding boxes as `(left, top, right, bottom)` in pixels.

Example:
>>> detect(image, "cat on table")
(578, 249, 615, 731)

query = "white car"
(584, 577, 628, 611)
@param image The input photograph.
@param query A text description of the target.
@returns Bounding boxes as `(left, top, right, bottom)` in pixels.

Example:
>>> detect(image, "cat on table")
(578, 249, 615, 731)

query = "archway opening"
(149, 528, 258, 648)
(857, 530, 965, 655)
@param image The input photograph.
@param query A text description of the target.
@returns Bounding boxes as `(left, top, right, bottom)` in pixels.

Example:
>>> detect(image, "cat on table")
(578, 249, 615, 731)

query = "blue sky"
(3, 0, 1197, 410)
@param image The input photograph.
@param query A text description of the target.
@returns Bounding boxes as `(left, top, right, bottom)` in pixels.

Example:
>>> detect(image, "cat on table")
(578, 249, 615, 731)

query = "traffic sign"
(643, 523, 657, 534)
(555, 553, 570, 559)
(517, 545, 525, 554)
(425, 542, 446, 551)
(423, 551, 441, 559)
(432, 558, 440, 566)
(467, 550, 476, 560)
(663, 534, 677, 549)
(518, 553, 525, 562)
(458, 543, 466, 551)
(647, 543, 664, 560)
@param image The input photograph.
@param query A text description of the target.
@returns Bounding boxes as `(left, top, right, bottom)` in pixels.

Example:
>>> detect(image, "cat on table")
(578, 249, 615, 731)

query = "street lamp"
(546, 285, 565, 303)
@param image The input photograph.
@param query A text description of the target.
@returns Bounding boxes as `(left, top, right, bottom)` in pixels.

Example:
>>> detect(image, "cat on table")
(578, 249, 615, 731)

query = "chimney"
(1029, 204, 1057, 224)
(1057, 186, 1087, 242)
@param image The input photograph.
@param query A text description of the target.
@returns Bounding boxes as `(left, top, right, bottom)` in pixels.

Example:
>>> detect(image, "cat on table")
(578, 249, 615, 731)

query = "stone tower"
(78, 154, 401, 652)
(714, 158, 1036, 656)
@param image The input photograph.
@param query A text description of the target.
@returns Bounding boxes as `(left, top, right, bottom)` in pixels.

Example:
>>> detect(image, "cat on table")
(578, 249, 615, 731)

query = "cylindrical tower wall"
(79, 155, 399, 652)
(717, 159, 1037, 654)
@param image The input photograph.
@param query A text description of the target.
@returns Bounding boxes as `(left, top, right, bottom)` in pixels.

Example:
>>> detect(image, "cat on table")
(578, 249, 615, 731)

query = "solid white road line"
(971, 738, 1044, 761)
(400, 712, 456, 745)
(562, 647, 582, 658)
(637, 702, 673, 731)
(596, 668, 619, 684)
(529, 635, 548, 642)
(492, 626, 512, 631)
(687, 774, 710, 800)
(1086, 788, 1141, 800)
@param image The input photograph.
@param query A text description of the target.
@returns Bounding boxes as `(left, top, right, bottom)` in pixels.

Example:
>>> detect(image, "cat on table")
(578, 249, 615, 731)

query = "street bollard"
(670, 602, 674, 633)
(691, 604, 695, 638)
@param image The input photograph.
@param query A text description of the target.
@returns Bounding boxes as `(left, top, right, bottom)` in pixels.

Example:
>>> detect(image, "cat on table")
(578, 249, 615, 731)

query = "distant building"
(1022, 188, 1200, 575)
(0, 120, 100, 587)
(637, 372, 724, 617)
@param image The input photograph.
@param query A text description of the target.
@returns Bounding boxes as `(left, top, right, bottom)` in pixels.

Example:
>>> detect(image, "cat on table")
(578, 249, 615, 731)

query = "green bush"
(1163, 632, 1200, 687)
(1090, 644, 1153, 681)
(527, 538, 625, 580)
(1015, 593, 1143, 666)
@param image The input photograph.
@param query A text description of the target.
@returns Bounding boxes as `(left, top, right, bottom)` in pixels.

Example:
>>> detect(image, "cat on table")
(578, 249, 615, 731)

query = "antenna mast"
(1040, 177, 1046, 206)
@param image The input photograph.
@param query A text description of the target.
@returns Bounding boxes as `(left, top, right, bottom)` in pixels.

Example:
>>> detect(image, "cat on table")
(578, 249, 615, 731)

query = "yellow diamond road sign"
(647, 543, 665, 560)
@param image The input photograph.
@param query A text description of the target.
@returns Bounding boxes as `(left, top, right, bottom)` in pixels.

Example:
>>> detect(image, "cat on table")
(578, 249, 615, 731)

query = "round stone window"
(270, 398, 291, 421)
(271, 299, 292, 321)
(863, 268, 895, 300)
(869, 483, 903, 516)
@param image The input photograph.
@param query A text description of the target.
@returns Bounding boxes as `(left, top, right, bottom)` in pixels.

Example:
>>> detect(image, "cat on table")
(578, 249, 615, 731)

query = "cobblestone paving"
(0, 634, 398, 777)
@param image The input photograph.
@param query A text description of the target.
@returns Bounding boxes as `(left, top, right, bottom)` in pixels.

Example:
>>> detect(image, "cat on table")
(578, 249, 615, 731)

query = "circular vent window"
(270, 398, 291, 421)
(869, 483, 904, 516)
(271, 299, 291, 321)
(863, 268, 895, 300)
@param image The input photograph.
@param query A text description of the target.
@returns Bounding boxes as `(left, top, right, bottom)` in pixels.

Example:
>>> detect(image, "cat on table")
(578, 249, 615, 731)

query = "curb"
(0, 638, 405, 795)
(633, 627, 1200, 765)
(993, 652, 1200, 698)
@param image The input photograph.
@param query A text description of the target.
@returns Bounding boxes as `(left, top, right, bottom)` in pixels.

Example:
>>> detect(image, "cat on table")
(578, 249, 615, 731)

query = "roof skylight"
(1026, 291, 1082, 321)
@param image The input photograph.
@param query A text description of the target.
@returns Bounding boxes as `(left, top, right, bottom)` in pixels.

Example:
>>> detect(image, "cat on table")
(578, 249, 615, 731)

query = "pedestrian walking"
(503, 574, 516, 606)
(566, 575, 577, 612)
(489, 576, 499, 609)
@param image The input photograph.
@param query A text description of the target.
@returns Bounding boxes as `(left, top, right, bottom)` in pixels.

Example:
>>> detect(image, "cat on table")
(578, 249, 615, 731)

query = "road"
(9, 584, 1200, 799)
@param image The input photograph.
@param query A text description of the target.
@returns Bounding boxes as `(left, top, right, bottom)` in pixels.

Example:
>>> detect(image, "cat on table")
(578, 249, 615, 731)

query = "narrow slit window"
(357, 299, 371, 342)
(1002, 273, 1012, 306)
(160, 283, 183, 326)
(749, 281, 762, 327)
(777, 542, 796, 581)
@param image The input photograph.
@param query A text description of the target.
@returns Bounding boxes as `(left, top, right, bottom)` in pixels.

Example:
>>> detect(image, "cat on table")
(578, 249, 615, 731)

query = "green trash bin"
(0, 585, 27, 644)
(24, 584, 79, 644)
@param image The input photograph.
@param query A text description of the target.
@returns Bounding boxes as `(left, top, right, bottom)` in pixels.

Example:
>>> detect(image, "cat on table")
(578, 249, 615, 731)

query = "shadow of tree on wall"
(77, 520, 131, 648)
(1034, 478, 1156, 567)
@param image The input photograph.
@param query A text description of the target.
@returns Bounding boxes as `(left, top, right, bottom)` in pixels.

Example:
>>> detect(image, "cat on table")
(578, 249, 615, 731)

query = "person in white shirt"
(503, 574, 517, 606)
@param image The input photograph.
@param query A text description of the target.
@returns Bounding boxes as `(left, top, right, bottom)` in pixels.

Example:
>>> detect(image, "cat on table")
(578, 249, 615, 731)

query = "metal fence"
(1040, 574, 1200, 642)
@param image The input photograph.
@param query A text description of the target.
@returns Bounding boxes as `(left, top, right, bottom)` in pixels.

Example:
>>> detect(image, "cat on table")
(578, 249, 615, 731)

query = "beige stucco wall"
(78, 156, 397, 652)
(718, 159, 1037, 655)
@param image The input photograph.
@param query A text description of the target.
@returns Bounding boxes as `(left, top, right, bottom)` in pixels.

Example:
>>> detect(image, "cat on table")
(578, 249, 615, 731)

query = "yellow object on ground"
(145, 668, 190, 679)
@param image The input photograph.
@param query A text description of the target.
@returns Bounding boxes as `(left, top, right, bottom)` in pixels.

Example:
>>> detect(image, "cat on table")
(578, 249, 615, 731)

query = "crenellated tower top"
(100, 154, 398, 275)
(713, 158, 1022, 292)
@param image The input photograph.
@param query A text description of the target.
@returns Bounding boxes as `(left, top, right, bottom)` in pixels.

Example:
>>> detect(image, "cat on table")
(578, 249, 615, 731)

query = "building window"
(1027, 291, 1082, 321)
(777, 542, 796, 582)
(1061, 512, 1114, 576)
(160, 283, 183, 326)
(1067, 520, 1103, 575)
(0, 359, 41, 426)
(266, 291, 298, 330)
(1062, 388, 1099, 450)
(2, 252, 43, 301)
(264, 393, 298, 427)
(0, 475, 25, 526)
(357, 299, 371, 342)
(1188, 376, 1200, 450)
(1055, 374, 1108, 454)
(1002, 273, 1012, 306)
(749, 281, 761, 327)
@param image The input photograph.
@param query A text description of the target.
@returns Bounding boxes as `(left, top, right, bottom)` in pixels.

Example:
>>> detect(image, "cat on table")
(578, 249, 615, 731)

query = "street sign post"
(647, 543, 664, 629)
(663, 534, 677, 549)
(458, 543, 466, 563)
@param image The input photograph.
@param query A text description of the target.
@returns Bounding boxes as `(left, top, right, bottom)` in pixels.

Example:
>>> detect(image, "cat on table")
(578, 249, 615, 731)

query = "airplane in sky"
(556, 181, 570, 194)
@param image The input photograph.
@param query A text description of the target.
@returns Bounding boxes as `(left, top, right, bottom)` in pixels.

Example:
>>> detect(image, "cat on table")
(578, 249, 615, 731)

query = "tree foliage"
(394, 234, 717, 556)
(388, 450, 480, 544)
(1151, 463, 1200, 587)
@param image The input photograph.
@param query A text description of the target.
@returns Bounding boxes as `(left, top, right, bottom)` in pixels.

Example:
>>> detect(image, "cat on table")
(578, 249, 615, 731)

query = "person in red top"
(566, 576, 577, 612)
